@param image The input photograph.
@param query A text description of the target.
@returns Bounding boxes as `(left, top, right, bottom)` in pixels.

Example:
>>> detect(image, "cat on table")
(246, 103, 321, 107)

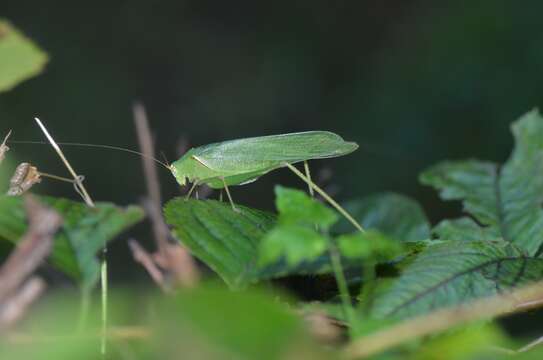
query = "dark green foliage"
(0, 195, 143, 288)
(370, 241, 543, 319)
(421, 110, 543, 255)
(334, 192, 431, 242)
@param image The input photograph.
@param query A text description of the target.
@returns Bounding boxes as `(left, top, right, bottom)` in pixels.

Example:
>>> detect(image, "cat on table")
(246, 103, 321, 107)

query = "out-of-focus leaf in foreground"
(370, 241, 543, 319)
(154, 286, 334, 360)
(0, 195, 143, 288)
(421, 110, 543, 255)
(0, 286, 334, 360)
(0, 20, 48, 92)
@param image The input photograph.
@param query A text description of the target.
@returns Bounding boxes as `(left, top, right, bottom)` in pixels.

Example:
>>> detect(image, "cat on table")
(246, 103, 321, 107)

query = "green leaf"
(0, 195, 143, 288)
(165, 198, 358, 287)
(258, 225, 328, 267)
(413, 324, 510, 360)
(433, 217, 501, 242)
(421, 109, 543, 255)
(275, 186, 338, 230)
(370, 241, 543, 319)
(164, 198, 277, 288)
(0, 20, 48, 92)
(334, 193, 431, 241)
(337, 230, 404, 262)
(153, 286, 333, 360)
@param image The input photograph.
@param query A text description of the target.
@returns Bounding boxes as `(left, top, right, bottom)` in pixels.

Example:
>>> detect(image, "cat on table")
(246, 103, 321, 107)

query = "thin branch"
(132, 102, 199, 288)
(345, 280, 543, 359)
(0, 196, 62, 303)
(128, 239, 167, 292)
(34, 118, 94, 207)
(6, 326, 151, 344)
(518, 335, 543, 353)
(133, 103, 168, 253)
(0, 277, 46, 332)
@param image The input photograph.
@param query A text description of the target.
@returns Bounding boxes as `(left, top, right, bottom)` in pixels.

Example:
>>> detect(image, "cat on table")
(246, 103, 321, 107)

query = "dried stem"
(133, 102, 199, 288)
(345, 280, 543, 359)
(0, 277, 46, 332)
(128, 239, 167, 292)
(0, 196, 62, 332)
(0, 196, 61, 302)
(34, 118, 94, 207)
(133, 103, 169, 254)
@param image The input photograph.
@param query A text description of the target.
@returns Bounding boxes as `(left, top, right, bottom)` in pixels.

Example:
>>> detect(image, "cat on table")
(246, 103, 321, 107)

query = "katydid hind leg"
(283, 162, 364, 233)
(303, 161, 314, 198)
(220, 177, 239, 213)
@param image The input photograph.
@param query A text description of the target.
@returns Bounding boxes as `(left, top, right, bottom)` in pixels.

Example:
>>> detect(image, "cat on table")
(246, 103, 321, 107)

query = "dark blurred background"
(2, 1, 543, 285)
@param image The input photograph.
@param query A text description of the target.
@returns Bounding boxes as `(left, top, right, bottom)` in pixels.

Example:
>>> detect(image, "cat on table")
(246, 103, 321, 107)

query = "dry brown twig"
(345, 280, 543, 359)
(0, 196, 62, 332)
(132, 102, 199, 289)
(0, 277, 46, 332)
(128, 239, 167, 292)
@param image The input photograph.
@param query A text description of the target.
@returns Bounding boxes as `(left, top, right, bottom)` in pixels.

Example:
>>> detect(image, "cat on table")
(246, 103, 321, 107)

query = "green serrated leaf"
(164, 198, 277, 288)
(334, 193, 431, 242)
(164, 198, 360, 287)
(433, 217, 501, 242)
(337, 231, 404, 262)
(0, 20, 48, 92)
(275, 186, 338, 230)
(421, 109, 543, 255)
(0, 195, 143, 288)
(370, 241, 543, 319)
(258, 225, 328, 267)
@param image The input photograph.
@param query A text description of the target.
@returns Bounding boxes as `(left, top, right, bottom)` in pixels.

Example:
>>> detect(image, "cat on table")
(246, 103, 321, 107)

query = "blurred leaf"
(154, 285, 334, 360)
(275, 186, 338, 230)
(370, 241, 543, 319)
(334, 193, 430, 241)
(433, 217, 500, 242)
(421, 110, 543, 255)
(258, 225, 328, 267)
(0, 20, 48, 93)
(337, 230, 404, 262)
(0, 285, 334, 360)
(0, 195, 143, 288)
(410, 324, 509, 360)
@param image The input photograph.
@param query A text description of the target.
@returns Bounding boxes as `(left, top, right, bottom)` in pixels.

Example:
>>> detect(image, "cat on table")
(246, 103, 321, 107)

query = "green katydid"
(10, 127, 364, 231)
(169, 131, 364, 231)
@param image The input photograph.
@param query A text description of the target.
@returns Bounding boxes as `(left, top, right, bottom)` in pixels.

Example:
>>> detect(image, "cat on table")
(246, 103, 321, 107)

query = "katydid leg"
(220, 177, 239, 212)
(283, 162, 364, 233)
(185, 181, 199, 200)
(303, 161, 314, 198)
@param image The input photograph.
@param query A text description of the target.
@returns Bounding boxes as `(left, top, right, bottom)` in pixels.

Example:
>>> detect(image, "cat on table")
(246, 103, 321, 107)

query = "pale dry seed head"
(6, 163, 41, 196)
(0, 130, 12, 164)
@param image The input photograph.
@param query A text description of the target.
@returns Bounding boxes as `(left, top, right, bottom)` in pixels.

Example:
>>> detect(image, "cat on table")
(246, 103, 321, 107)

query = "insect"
(170, 131, 363, 231)
(10, 127, 364, 232)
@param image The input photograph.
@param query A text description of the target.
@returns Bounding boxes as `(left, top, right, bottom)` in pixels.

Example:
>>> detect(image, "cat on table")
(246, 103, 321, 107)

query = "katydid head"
(169, 162, 187, 186)
(170, 149, 196, 186)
